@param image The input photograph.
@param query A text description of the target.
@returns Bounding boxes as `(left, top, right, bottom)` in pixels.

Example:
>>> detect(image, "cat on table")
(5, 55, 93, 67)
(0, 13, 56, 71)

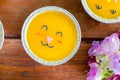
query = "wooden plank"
(0, 0, 119, 39)
(0, 39, 90, 80)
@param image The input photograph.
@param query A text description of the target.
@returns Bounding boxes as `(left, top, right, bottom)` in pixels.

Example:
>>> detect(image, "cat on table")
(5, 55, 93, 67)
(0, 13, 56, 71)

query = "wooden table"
(0, 0, 120, 80)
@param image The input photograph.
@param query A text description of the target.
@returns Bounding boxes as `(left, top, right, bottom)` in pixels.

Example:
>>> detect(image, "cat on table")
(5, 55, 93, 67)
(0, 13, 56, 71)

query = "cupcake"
(81, 0, 120, 23)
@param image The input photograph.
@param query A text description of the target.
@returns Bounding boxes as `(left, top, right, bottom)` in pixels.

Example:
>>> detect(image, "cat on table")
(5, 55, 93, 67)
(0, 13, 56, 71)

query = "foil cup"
(21, 6, 81, 66)
(81, 0, 120, 23)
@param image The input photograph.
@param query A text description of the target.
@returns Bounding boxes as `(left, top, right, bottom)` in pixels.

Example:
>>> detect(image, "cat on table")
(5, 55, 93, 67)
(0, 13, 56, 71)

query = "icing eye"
(110, 9, 116, 14)
(95, 4, 102, 10)
(56, 32, 63, 37)
(41, 25, 48, 31)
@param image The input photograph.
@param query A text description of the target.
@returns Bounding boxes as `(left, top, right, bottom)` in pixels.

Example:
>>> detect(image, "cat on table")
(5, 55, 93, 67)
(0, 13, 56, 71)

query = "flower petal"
(88, 33, 119, 56)
(87, 63, 102, 80)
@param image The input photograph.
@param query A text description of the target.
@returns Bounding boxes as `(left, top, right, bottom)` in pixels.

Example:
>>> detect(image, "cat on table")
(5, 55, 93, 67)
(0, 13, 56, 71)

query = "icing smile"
(41, 41, 54, 48)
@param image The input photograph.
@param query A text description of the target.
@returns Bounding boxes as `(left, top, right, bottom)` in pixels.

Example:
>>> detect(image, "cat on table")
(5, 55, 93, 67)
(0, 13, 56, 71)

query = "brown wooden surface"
(0, 0, 119, 80)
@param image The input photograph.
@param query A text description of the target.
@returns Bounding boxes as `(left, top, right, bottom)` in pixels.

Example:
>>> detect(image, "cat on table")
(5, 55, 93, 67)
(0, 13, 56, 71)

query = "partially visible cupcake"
(81, 0, 120, 23)
(0, 21, 4, 49)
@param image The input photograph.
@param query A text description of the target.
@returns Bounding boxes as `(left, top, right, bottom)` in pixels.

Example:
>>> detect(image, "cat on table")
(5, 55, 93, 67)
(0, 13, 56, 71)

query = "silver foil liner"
(21, 6, 81, 66)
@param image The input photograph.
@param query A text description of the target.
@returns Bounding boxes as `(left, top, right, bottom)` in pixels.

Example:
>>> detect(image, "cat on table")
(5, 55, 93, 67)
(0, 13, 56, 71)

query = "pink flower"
(88, 41, 101, 56)
(88, 56, 96, 64)
(109, 53, 120, 74)
(87, 63, 102, 80)
(117, 30, 120, 39)
(87, 31, 120, 79)
(88, 33, 119, 56)
(107, 74, 120, 80)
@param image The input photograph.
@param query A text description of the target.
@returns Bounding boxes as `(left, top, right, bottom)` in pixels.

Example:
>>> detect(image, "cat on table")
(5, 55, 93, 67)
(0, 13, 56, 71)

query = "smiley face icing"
(26, 11, 77, 62)
(86, 0, 120, 19)
(39, 25, 63, 48)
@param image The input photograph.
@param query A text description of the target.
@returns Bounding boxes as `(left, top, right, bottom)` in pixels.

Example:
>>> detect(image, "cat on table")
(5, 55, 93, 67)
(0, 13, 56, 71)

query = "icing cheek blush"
(21, 6, 81, 66)
(81, 0, 120, 23)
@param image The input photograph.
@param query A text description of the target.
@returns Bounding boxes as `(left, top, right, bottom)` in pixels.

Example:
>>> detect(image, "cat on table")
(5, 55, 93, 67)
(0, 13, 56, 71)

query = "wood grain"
(0, 0, 119, 80)
(0, 39, 90, 80)
(0, 0, 119, 39)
